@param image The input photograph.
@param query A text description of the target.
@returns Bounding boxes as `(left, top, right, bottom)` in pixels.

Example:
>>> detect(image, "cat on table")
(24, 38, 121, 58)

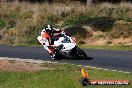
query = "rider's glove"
(61, 31, 65, 34)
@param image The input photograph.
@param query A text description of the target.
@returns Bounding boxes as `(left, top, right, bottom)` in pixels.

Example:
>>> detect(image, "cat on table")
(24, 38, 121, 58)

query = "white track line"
(111, 70, 117, 72)
(84, 66, 90, 68)
(96, 68, 103, 70)
(103, 69, 109, 71)
(77, 64, 131, 74)
(124, 72, 130, 74)
(0, 57, 131, 74)
(78, 65, 83, 67)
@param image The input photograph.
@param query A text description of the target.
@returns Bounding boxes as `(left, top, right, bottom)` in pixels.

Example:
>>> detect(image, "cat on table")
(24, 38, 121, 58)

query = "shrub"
(64, 16, 115, 32)
(63, 14, 91, 26)
(47, 15, 60, 25)
(110, 24, 132, 38)
(19, 11, 33, 19)
(64, 26, 88, 45)
(89, 17, 115, 32)
(0, 28, 17, 44)
(14, 20, 43, 45)
(0, 19, 6, 29)
(0, 2, 132, 45)
(6, 19, 16, 29)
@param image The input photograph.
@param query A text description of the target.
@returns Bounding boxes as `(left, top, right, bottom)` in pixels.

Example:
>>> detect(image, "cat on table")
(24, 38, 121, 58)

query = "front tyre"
(76, 47, 87, 59)
(71, 46, 87, 59)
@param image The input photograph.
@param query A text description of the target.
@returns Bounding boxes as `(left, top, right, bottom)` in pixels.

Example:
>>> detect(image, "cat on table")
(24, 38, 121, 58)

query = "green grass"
(3, 44, 132, 51)
(0, 63, 131, 88)
(80, 45, 132, 51)
(0, 19, 6, 28)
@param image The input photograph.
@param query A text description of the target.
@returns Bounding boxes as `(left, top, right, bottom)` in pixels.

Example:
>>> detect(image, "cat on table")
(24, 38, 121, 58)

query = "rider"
(41, 24, 62, 59)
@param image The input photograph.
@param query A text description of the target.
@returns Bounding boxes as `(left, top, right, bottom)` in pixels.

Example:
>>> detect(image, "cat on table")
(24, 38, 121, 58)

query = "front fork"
(70, 46, 77, 56)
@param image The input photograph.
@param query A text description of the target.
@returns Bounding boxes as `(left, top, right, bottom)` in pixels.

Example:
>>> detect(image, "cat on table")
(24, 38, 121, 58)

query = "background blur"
(0, 0, 132, 46)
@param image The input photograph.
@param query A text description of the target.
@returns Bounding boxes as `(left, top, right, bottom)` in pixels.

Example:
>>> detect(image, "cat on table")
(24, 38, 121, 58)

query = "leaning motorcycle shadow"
(62, 56, 95, 60)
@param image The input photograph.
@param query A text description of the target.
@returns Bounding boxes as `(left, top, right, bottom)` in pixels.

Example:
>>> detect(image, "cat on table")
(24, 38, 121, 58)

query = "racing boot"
(49, 52, 56, 60)
(51, 54, 56, 60)
(55, 44, 63, 52)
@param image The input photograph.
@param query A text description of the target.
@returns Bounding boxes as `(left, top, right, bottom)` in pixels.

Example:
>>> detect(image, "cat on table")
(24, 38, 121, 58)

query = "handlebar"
(60, 31, 71, 38)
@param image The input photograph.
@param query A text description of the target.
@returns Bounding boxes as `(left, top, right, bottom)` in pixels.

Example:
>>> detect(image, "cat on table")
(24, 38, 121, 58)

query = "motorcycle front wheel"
(71, 46, 88, 59)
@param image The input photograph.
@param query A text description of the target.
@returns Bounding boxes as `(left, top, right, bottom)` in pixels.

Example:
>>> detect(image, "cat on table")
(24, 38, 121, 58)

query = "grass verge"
(0, 63, 131, 88)
(80, 45, 132, 51)
(1, 44, 132, 51)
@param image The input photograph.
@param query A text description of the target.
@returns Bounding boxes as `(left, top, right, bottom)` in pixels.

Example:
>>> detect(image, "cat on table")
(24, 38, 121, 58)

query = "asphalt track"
(0, 45, 132, 72)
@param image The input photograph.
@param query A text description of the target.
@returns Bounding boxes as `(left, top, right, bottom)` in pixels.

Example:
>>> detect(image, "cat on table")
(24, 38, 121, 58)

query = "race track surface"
(0, 45, 132, 72)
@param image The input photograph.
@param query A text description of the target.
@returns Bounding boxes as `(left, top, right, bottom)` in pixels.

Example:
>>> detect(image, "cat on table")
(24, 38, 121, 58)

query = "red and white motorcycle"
(37, 31, 88, 60)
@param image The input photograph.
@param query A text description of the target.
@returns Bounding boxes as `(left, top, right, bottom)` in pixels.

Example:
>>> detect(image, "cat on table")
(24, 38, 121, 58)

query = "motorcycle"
(37, 31, 88, 60)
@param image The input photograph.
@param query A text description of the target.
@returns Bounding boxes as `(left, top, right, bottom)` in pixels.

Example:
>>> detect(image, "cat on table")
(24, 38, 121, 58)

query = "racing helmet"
(45, 24, 54, 36)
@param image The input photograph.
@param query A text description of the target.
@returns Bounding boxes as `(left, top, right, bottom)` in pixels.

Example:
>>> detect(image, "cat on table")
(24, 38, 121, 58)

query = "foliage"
(0, 2, 132, 45)
(110, 24, 132, 38)
(64, 26, 88, 44)
(0, 19, 6, 29)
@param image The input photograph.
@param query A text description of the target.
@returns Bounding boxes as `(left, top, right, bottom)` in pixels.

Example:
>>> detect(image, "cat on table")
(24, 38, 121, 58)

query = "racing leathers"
(40, 28, 62, 59)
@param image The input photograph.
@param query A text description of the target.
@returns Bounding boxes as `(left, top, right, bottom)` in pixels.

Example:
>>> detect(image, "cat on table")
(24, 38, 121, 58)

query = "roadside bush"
(0, 2, 132, 45)
(98, 2, 132, 22)
(64, 26, 88, 45)
(63, 14, 89, 26)
(64, 16, 115, 32)
(14, 19, 44, 45)
(47, 15, 60, 25)
(6, 19, 16, 29)
(0, 19, 6, 29)
(19, 11, 33, 19)
(110, 24, 132, 38)
(88, 17, 115, 32)
(0, 28, 17, 44)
